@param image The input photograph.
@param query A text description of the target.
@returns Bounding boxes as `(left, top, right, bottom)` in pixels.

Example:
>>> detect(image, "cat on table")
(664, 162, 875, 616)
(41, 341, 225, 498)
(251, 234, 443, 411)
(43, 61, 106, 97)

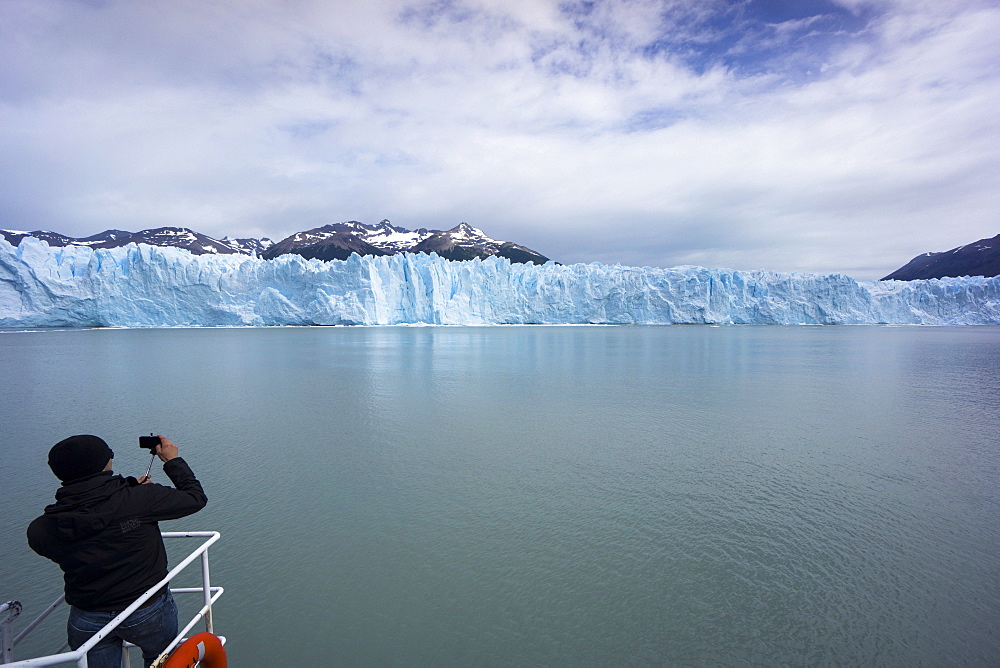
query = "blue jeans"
(67, 590, 178, 668)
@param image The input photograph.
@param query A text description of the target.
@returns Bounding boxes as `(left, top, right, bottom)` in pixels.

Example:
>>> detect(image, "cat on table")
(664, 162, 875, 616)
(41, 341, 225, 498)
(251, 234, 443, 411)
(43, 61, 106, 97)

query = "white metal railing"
(2, 602, 22, 663)
(1, 531, 223, 667)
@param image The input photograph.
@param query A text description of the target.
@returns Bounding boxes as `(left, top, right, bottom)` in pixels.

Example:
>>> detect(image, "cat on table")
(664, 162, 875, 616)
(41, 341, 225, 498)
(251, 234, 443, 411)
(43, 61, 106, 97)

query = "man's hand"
(137, 475, 151, 484)
(155, 435, 180, 462)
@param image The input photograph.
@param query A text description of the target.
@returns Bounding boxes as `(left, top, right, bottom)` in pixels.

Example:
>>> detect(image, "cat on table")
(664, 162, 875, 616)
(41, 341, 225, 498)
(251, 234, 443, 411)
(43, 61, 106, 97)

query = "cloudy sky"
(2, 0, 997, 279)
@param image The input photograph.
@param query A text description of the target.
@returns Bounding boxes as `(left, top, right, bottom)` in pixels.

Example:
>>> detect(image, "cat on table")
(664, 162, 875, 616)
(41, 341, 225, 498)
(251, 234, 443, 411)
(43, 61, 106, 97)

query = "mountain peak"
(263, 221, 548, 264)
(2, 221, 552, 265)
(882, 233, 1000, 280)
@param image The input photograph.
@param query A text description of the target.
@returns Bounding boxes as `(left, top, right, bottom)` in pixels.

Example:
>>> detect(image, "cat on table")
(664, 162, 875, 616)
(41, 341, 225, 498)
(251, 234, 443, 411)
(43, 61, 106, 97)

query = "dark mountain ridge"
(0, 220, 550, 264)
(882, 234, 1000, 280)
(0, 226, 269, 256)
(261, 220, 549, 264)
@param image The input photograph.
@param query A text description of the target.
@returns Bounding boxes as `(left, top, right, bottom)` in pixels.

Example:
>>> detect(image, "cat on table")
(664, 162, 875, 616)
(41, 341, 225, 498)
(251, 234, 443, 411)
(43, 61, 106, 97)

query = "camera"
(139, 435, 161, 452)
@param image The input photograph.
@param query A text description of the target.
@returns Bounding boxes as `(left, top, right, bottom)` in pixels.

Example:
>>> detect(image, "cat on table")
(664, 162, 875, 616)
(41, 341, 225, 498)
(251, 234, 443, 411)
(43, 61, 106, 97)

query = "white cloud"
(1, 0, 997, 279)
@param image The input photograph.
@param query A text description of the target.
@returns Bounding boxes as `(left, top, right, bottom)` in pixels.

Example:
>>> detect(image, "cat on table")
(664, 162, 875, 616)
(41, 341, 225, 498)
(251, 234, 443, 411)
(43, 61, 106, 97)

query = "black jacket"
(27, 458, 207, 611)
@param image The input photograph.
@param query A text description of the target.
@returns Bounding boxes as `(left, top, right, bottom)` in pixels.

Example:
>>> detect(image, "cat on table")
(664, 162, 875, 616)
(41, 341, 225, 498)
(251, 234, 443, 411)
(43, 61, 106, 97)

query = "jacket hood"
(43, 471, 130, 540)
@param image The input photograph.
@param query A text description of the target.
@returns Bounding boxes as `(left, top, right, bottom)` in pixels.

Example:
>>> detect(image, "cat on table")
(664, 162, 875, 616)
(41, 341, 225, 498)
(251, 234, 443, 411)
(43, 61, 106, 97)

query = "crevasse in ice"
(1, 237, 998, 327)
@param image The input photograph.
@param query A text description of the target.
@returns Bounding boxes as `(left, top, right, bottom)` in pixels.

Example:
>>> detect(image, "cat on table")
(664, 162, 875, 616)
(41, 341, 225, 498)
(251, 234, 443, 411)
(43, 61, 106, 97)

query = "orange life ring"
(163, 632, 227, 668)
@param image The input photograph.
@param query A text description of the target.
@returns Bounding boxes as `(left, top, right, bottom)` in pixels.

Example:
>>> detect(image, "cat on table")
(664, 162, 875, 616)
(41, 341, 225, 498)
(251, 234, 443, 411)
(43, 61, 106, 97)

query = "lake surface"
(2, 325, 998, 665)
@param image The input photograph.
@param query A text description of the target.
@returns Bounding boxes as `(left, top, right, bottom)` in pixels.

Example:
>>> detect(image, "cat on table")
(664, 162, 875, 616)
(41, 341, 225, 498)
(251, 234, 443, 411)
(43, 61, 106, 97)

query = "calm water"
(1, 326, 998, 666)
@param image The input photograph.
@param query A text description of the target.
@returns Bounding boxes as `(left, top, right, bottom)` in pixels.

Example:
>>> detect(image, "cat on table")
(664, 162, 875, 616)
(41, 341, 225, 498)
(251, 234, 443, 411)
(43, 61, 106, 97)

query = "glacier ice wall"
(1, 237, 998, 327)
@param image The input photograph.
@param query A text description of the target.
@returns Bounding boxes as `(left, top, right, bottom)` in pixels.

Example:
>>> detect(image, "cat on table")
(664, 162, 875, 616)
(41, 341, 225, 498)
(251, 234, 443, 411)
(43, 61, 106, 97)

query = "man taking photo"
(27, 434, 207, 668)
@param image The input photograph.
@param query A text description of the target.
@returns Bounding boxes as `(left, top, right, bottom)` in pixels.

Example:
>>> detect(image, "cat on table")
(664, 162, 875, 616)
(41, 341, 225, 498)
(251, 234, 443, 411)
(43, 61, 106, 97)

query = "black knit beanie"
(48, 435, 114, 482)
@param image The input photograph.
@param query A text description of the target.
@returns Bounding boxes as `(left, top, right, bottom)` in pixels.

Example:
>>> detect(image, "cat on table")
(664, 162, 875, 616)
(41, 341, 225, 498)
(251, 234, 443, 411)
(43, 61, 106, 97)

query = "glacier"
(1, 237, 998, 328)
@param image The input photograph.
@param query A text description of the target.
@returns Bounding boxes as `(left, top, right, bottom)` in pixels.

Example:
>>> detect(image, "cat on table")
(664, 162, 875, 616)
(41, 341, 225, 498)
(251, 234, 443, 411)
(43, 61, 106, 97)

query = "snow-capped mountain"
(261, 222, 391, 261)
(882, 234, 1000, 280)
(221, 236, 275, 256)
(261, 220, 550, 264)
(0, 227, 274, 256)
(0, 220, 546, 263)
(117, 228, 247, 255)
(0, 229, 132, 248)
(410, 222, 550, 264)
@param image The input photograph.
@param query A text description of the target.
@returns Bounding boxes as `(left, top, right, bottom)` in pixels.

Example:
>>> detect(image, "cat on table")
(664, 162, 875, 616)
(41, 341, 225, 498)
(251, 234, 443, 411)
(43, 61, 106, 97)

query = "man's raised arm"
(142, 435, 208, 521)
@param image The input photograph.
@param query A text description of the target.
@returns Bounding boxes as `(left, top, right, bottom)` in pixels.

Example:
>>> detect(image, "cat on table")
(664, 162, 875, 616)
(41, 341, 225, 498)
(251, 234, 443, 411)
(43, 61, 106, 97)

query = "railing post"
(2, 601, 22, 664)
(12, 595, 65, 650)
(200, 550, 213, 634)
